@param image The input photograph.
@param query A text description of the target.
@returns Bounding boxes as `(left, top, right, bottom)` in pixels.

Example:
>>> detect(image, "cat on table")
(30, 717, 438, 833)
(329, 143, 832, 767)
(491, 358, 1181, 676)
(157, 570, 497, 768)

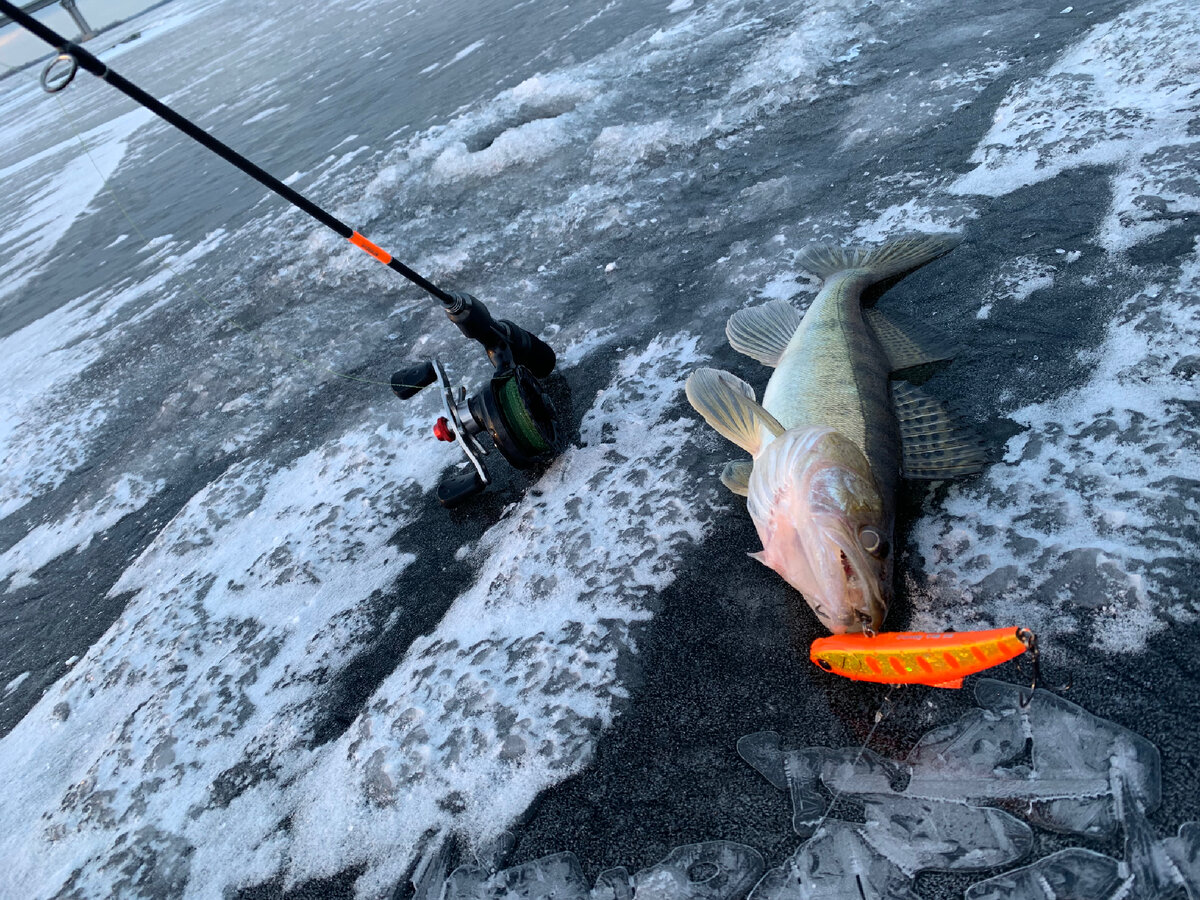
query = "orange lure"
(810, 627, 1032, 688)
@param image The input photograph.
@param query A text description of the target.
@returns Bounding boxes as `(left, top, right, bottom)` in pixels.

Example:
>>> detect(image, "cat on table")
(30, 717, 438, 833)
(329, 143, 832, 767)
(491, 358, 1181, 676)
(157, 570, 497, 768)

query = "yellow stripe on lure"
(810, 627, 1032, 688)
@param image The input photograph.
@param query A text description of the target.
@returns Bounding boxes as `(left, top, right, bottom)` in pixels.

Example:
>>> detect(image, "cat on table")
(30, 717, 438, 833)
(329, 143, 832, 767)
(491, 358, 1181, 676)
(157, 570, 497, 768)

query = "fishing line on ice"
(804, 683, 898, 845)
(3, 54, 399, 390)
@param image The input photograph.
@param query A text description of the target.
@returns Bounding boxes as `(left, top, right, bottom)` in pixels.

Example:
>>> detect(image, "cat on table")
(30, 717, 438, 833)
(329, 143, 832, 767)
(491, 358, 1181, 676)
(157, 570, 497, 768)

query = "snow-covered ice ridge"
(896, 0, 1200, 651)
(0, 334, 712, 897)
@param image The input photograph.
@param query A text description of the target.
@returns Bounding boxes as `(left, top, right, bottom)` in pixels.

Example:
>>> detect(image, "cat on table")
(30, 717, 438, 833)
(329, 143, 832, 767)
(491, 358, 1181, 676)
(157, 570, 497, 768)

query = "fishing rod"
(1, 0, 565, 507)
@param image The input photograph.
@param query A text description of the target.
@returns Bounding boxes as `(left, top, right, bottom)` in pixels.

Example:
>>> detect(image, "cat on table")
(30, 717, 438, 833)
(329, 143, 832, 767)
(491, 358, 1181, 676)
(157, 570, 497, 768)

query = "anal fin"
(720, 459, 752, 497)
(892, 382, 987, 479)
(865, 308, 957, 373)
(726, 301, 803, 367)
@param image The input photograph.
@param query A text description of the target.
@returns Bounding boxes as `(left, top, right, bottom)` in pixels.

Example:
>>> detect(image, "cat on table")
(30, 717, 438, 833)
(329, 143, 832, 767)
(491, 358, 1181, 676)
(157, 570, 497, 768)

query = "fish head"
(747, 427, 892, 634)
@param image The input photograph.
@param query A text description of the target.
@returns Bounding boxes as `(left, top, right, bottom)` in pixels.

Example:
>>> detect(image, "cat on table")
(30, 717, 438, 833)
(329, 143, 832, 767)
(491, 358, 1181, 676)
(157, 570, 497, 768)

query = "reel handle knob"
(436, 468, 487, 508)
(391, 360, 437, 400)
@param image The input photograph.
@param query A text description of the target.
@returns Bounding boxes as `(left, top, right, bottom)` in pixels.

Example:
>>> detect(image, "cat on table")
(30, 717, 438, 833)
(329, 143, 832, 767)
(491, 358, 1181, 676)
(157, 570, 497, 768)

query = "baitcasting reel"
(392, 292, 563, 508)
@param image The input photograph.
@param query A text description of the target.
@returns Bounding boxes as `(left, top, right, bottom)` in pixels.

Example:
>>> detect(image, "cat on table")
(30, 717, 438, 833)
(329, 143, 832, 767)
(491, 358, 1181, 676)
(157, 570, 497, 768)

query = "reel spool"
(392, 293, 563, 507)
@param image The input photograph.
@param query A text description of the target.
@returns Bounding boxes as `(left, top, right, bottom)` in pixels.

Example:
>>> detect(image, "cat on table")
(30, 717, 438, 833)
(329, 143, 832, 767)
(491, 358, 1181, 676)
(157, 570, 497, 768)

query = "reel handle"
(391, 360, 438, 399)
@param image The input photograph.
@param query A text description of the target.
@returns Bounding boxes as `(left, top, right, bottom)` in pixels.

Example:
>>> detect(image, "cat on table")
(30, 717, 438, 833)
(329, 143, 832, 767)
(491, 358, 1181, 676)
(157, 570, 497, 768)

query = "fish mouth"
(819, 523, 888, 633)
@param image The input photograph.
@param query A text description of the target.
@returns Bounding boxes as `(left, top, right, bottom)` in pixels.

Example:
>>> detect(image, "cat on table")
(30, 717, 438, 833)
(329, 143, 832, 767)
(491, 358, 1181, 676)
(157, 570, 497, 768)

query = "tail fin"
(796, 233, 960, 284)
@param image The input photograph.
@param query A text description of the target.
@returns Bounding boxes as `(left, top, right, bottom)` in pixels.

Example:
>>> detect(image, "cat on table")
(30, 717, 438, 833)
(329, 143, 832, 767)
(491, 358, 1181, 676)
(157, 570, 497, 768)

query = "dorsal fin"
(892, 383, 987, 479)
(720, 459, 752, 496)
(726, 301, 803, 367)
(864, 308, 957, 373)
(685, 368, 784, 456)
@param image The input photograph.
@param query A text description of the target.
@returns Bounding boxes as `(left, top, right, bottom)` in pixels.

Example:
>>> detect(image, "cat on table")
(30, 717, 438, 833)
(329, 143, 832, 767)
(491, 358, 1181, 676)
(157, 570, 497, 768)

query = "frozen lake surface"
(1, 0, 1198, 896)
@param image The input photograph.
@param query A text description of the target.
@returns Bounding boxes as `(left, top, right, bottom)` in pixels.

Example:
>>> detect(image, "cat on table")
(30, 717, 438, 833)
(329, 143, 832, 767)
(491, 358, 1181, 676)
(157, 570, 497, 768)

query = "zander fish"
(686, 235, 985, 634)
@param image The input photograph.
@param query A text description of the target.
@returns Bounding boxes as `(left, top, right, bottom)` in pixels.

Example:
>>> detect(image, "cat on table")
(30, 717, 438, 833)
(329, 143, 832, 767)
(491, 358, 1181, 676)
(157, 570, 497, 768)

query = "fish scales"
(762, 270, 901, 507)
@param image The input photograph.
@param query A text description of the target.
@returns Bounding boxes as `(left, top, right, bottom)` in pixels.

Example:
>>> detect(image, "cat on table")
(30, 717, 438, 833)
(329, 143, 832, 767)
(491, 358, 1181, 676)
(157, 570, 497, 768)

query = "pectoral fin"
(726, 301, 803, 367)
(720, 459, 752, 497)
(685, 368, 784, 455)
(892, 383, 987, 479)
(864, 308, 957, 372)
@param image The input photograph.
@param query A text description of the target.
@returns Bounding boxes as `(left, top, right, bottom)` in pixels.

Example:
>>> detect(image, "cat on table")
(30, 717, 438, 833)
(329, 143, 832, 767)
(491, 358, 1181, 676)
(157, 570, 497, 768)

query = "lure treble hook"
(1015, 628, 1071, 707)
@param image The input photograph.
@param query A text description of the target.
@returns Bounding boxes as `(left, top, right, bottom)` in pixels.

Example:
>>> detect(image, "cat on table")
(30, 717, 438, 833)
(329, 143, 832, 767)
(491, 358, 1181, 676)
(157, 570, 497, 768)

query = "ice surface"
(282, 335, 715, 897)
(438, 842, 763, 900)
(0, 106, 154, 303)
(965, 848, 1124, 900)
(4, 0, 1200, 895)
(740, 681, 1200, 899)
(952, 0, 1200, 252)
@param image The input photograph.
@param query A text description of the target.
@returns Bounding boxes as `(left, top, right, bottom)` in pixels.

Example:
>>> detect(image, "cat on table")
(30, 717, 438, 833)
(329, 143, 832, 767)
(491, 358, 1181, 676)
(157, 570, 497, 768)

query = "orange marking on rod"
(917, 656, 935, 675)
(972, 645, 989, 665)
(866, 656, 883, 676)
(943, 652, 961, 670)
(889, 656, 906, 675)
(350, 231, 392, 265)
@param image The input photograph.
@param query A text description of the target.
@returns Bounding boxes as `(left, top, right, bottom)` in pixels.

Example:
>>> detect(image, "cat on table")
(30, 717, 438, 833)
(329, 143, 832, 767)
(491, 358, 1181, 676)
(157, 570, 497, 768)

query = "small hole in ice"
(687, 861, 720, 883)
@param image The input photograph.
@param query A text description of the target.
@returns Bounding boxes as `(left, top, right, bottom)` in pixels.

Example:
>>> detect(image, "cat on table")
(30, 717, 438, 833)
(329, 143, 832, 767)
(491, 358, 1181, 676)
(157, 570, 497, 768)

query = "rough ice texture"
(283, 335, 713, 896)
(910, 239, 1200, 651)
(737, 680, 1198, 900)
(951, 0, 1200, 252)
(906, 0, 1200, 653)
(0, 334, 711, 898)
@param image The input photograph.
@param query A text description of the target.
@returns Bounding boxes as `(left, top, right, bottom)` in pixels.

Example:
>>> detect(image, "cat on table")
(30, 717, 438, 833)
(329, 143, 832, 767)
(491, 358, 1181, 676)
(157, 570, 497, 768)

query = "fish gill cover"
(0, 0, 1197, 896)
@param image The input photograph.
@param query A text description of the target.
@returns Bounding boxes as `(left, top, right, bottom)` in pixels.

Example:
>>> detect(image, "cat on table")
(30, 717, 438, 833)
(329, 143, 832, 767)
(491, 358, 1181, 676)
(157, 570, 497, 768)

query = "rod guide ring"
(41, 53, 78, 93)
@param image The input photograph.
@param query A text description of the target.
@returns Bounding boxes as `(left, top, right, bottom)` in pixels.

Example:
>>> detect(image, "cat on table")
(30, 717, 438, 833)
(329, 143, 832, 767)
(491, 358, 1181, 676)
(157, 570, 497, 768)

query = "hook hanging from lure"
(809, 626, 1034, 689)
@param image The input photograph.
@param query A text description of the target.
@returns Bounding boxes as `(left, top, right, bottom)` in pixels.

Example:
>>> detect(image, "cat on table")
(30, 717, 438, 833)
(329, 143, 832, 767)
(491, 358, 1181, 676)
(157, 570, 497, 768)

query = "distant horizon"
(0, 0, 165, 69)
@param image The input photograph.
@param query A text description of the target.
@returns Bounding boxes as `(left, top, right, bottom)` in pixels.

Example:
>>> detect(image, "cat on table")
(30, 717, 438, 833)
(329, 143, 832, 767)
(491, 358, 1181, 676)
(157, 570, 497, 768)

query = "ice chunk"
(810, 681, 1161, 837)
(439, 843, 763, 900)
(593, 867, 634, 900)
(750, 821, 919, 900)
(1164, 823, 1200, 898)
(632, 841, 765, 900)
(964, 848, 1124, 900)
(860, 795, 1033, 874)
(444, 852, 592, 900)
(967, 781, 1200, 899)
(746, 793, 1030, 899)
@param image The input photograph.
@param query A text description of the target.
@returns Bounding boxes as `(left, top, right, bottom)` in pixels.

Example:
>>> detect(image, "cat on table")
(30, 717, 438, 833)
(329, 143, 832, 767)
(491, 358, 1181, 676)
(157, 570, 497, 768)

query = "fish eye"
(816, 658, 834, 671)
(858, 526, 889, 559)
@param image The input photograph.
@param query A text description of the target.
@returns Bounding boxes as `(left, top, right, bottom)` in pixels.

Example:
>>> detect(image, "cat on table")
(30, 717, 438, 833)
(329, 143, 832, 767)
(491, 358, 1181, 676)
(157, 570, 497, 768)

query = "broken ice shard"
(795, 680, 1161, 838)
(443, 851, 592, 900)
(440, 842, 764, 900)
(968, 780, 1200, 899)
(749, 820, 921, 900)
(632, 842, 766, 900)
(748, 795, 1031, 900)
(963, 847, 1124, 900)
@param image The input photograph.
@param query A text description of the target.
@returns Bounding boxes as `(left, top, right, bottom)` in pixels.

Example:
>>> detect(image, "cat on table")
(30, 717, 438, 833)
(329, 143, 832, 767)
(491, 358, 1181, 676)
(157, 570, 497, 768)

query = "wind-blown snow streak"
(910, 0, 1200, 650)
(0, 411, 448, 897)
(0, 334, 711, 897)
(951, 0, 1200, 252)
(285, 334, 711, 896)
